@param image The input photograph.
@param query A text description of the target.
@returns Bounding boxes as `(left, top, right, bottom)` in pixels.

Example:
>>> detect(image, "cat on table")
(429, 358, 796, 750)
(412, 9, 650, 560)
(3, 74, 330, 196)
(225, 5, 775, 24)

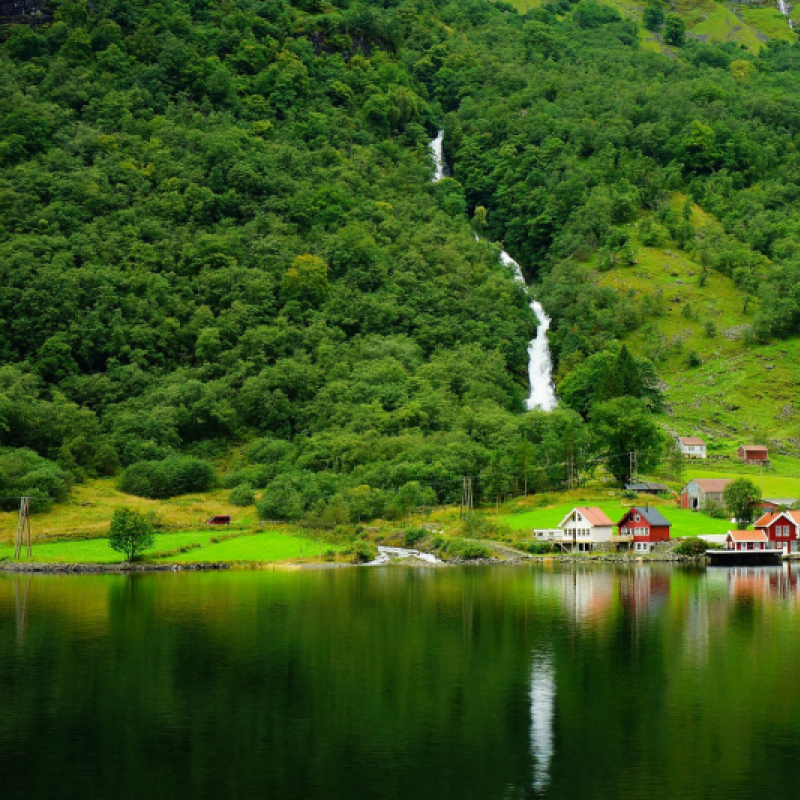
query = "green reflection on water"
(1, 564, 799, 800)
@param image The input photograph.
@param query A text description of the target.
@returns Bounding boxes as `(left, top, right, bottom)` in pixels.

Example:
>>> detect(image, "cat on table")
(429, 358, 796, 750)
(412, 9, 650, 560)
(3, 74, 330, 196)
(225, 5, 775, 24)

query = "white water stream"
(777, 0, 794, 28)
(430, 131, 557, 411)
(367, 546, 443, 566)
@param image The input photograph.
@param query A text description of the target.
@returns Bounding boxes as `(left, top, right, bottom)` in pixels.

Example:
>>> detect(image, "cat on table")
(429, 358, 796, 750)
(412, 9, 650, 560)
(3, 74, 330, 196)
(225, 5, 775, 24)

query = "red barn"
(726, 530, 768, 551)
(738, 445, 769, 465)
(753, 510, 800, 553)
(617, 506, 672, 553)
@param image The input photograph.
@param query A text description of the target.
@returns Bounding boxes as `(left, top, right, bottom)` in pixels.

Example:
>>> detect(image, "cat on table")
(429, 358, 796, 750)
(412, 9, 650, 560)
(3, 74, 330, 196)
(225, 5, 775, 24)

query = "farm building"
(738, 445, 769, 465)
(753, 510, 800, 553)
(759, 498, 797, 514)
(624, 481, 670, 495)
(678, 437, 706, 459)
(680, 479, 732, 510)
(617, 507, 672, 553)
(725, 530, 769, 552)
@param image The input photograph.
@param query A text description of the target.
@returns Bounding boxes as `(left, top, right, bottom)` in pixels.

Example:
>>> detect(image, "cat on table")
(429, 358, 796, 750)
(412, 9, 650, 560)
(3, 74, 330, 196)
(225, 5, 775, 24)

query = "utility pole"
(629, 451, 638, 486)
(460, 477, 474, 520)
(14, 497, 32, 560)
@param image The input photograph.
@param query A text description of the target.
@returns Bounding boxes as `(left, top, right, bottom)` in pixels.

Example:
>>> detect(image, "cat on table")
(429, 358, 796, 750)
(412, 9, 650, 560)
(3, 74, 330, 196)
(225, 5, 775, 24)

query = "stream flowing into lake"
(4, 564, 800, 799)
(430, 131, 557, 411)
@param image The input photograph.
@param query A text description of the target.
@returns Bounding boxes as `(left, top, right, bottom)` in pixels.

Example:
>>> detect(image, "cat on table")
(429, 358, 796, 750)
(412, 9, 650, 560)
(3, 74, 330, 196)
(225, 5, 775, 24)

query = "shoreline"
(0, 553, 710, 574)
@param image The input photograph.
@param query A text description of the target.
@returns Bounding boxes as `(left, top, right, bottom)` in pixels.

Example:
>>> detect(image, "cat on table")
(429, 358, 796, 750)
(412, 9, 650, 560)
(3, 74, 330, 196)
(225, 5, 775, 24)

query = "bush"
(119, 457, 216, 499)
(444, 537, 491, 560)
(229, 483, 256, 506)
(674, 537, 709, 556)
(705, 501, 728, 519)
(0, 448, 74, 511)
(519, 540, 555, 554)
(403, 527, 427, 547)
(352, 539, 378, 562)
(686, 350, 701, 368)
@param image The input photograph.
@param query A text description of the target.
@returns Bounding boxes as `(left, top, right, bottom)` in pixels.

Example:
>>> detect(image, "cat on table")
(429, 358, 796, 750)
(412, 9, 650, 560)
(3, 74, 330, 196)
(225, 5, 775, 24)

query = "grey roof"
(630, 506, 672, 527)
(625, 481, 670, 493)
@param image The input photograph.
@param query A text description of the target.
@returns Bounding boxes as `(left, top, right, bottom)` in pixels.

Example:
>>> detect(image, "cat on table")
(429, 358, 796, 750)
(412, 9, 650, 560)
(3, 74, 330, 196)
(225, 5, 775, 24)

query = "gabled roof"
(619, 506, 672, 527)
(753, 510, 800, 529)
(727, 530, 768, 542)
(679, 437, 705, 446)
(558, 506, 614, 528)
(684, 479, 732, 493)
(740, 445, 768, 453)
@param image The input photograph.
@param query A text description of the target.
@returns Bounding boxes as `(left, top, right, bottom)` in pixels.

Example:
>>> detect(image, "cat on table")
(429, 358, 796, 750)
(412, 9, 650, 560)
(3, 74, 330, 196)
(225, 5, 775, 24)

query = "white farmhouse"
(557, 507, 615, 552)
(678, 437, 706, 459)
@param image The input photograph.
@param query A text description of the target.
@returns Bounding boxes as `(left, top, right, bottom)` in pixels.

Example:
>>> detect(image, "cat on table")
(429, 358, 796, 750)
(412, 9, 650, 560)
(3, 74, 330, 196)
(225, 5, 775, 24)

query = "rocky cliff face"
(0, 0, 51, 20)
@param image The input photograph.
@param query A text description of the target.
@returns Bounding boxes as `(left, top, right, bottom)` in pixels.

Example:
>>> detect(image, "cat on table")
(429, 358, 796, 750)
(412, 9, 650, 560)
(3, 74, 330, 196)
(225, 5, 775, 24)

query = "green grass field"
(500, 502, 733, 537)
(165, 531, 343, 562)
(0, 529, 342, 564)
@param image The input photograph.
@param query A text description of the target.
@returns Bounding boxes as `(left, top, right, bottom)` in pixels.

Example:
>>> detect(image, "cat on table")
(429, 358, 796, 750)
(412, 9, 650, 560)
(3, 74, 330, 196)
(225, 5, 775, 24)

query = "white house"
(678, 437, 706, 459)
(557, 507, 615, 552)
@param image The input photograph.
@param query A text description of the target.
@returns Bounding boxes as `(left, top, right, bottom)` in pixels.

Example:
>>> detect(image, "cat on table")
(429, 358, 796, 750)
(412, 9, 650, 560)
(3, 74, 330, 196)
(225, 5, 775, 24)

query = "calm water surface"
(2, 564, 800, 800)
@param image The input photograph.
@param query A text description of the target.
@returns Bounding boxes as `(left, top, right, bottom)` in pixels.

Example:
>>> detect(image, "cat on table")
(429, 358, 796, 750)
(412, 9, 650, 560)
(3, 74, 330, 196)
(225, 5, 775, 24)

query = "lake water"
(2, 564, 800, 799)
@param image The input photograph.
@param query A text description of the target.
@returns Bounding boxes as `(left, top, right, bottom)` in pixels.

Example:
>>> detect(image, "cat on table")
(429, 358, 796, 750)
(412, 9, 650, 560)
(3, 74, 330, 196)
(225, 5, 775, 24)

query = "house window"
(635, 515, 641, 522)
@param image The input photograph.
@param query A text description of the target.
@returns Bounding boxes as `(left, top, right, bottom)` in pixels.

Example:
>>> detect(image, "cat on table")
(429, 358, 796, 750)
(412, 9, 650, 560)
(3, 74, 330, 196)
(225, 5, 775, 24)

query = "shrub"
(686, 350, 701, 368)
(705, 501, 728, 519)
(352, 539, 378, 562)
(674, 537, 709, 556)
(403, 527, 426, 547)
(519, 540, 555, 554)
(108, 507, 155, 561)
(444, 537, 491, 560)
(120, 457, 216, 499)
(229, 483, 256, 506)
(0, 448, 74, 511)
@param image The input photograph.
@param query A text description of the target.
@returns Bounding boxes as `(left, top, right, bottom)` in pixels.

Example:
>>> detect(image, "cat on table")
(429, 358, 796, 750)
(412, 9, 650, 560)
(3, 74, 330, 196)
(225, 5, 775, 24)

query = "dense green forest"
(2, 0, 799, 518)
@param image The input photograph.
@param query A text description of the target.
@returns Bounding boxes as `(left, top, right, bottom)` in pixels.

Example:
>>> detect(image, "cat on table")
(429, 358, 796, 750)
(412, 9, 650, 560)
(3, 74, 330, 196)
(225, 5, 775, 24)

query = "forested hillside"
(2, 0, 800, 517)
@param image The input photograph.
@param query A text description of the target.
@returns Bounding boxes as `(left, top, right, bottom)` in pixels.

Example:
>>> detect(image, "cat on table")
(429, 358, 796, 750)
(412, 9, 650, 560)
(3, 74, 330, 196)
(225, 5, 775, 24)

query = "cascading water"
(430, 129, 448, 181)
(777, 0, 794, 28)
(429, 131, 557, 411)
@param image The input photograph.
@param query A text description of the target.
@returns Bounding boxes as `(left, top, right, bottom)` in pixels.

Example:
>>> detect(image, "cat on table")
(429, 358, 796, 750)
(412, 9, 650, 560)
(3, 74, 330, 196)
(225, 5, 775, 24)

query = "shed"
(206, 515, 232, 525)
(624, 481, 670, 495)
(680, 479, 732, 510)
(738, 445, 769, 465)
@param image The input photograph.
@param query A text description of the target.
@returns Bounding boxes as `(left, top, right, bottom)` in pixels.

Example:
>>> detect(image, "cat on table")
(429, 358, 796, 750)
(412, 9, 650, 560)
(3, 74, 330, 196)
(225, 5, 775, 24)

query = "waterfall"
(500, 250, 558, 411)
(430, 129, 448, 181)
(430, 130, 557, 411)
(777, 0, 794, 28)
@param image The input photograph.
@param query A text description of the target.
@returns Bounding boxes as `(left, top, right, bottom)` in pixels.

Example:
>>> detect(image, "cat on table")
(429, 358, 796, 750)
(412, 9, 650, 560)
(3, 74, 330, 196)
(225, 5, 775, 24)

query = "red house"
(617, 506, 672, 553)
(753, 510, 800, 553)
(738, 445, 769, 465)
(726, 530, 768, 551)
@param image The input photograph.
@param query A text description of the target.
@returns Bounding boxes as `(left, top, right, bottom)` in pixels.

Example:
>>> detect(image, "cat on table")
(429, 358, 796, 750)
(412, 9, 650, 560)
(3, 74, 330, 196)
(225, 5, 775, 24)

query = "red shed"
(738, 445, 769, 465)
(617, 506, 672, 553)
(726, 530, 768, 551)
(206, 515, 231, 526)
(754, 510, 800, 553)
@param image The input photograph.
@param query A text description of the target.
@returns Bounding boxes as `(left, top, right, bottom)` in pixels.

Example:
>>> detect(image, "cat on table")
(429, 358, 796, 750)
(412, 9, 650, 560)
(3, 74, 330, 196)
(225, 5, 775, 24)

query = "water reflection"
(529, 650, 555, 793)
(2, 564, 800, 800)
